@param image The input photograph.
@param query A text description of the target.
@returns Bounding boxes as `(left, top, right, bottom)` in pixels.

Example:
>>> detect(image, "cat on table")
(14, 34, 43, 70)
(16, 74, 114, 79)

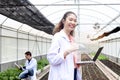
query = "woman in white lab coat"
(47, 11, 82, 80)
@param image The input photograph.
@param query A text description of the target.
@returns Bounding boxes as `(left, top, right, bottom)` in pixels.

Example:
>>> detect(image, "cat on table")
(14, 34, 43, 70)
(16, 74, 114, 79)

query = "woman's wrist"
(64, 51, 69, 59)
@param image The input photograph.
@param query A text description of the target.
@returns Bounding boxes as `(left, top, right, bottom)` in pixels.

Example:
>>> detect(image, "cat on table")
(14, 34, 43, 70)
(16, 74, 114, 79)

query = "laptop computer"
(76, 47, 104, 65)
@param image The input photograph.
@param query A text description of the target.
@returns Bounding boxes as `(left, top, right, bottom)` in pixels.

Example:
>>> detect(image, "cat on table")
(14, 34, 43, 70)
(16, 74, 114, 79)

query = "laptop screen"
(93, 47, 104, 61)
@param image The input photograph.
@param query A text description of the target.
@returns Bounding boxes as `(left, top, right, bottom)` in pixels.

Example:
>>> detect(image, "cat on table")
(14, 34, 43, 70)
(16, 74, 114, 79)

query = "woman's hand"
(66, 43, 79, 53)
(76, 64, 80, 68)
(64, 43, 79, 58)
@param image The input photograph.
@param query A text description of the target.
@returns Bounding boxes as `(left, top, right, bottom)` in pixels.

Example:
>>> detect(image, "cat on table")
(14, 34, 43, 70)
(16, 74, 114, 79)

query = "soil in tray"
(100, 60, 120, 76)
(81, 54, 109, 80)
(40, 73, 49, 80)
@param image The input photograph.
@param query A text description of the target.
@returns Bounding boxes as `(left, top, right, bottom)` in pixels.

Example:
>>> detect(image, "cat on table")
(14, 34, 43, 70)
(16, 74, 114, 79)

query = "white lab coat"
(25, 58, 37, 80)
(47, 30, 82, 80)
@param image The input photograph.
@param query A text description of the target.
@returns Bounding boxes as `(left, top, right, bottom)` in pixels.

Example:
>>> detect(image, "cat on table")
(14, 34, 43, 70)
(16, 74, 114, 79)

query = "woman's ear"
(62, 19, 65, 24)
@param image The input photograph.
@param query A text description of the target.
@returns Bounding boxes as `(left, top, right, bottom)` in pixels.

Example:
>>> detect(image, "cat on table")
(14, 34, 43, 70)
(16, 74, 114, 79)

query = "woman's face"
(63, 13, 77, 32)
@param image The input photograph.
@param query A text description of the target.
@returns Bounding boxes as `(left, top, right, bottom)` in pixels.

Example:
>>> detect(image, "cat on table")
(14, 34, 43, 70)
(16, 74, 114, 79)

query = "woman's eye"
(69, 18, 74, 21)
(69, 19, 77, 22)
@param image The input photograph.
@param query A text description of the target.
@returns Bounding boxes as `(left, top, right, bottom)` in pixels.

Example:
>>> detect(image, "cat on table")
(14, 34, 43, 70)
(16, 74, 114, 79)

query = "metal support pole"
(16, 24, 23, 63)
(28, 29, 32, 51)
(0, 25, 2, 71)
(77, 0, 80, 43)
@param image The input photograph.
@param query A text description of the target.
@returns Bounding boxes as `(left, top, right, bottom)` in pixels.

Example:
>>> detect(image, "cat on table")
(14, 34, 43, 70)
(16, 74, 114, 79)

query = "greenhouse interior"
(0, 0, 120, 80)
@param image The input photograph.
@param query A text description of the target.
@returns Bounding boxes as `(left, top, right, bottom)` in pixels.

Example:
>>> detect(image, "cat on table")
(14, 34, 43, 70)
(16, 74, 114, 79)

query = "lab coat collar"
(59, 30, 71, 42)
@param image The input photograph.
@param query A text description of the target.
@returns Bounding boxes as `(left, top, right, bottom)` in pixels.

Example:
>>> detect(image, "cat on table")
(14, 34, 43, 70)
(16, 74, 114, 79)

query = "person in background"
(47, 11, 82, 80)
(18, 51, 37, 80)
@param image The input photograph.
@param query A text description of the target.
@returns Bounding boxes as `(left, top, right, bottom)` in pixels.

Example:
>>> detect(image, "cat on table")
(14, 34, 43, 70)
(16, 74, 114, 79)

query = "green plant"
(0, 68, 21, 80)
(37, 58, 49, 71)
(0, 58, 49, 80)
(90, 53, 108, 60)
(98, 54, 109, 60)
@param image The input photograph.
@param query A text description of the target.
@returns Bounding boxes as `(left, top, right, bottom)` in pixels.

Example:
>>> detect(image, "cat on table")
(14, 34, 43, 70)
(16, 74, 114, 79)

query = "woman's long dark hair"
(52, 11, 77, 36)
